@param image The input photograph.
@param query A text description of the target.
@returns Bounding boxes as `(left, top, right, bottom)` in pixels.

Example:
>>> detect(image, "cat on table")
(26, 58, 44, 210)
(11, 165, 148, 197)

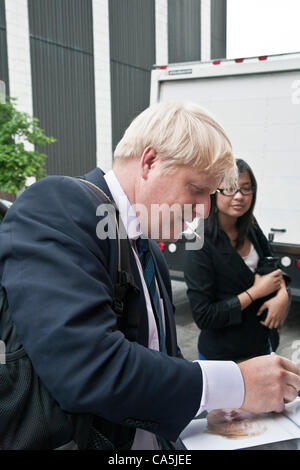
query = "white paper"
(180, 398, 300, 450)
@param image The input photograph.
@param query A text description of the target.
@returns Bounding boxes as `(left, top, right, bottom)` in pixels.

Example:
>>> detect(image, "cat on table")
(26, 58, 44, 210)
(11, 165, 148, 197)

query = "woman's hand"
(257, 287, 289, 329)
(248, 269, 282, 300)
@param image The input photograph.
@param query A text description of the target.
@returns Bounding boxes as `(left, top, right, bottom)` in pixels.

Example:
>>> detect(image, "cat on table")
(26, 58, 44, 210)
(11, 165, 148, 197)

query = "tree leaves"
(0, 98, 56, 194)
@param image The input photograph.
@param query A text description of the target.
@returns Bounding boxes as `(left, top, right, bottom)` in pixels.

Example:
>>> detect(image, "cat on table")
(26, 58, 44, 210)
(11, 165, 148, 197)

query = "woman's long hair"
(205, 159, 257, 248)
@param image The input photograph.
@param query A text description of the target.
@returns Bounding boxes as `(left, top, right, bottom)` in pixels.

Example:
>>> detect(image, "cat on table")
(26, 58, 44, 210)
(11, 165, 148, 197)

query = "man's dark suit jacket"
(184, 225, 273, 361)
(0, 168, 202, 443)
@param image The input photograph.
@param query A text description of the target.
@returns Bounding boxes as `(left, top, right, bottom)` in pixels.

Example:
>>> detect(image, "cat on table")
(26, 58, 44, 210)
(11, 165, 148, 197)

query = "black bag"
(0, 178, 135, 450)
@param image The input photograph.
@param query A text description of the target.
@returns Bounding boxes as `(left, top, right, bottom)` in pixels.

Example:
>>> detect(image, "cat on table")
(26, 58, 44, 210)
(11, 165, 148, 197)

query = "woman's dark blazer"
(184, 223, 272, 361)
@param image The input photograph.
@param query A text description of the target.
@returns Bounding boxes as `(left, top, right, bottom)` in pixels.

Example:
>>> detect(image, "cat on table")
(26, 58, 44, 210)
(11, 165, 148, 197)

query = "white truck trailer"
(150, 52, 300, 300)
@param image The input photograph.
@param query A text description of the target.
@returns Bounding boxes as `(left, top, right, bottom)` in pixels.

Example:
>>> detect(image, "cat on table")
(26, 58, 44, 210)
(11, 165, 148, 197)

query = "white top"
(242, 243, 260, 273)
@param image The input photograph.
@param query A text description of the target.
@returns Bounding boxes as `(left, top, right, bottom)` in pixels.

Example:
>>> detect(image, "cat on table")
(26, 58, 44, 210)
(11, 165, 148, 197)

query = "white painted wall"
(201, 0, 211, 61)
(92, 0, 113, 172)
(155, 0, 168, 66)
(5, 0, 34, 179)
(5, 0, 33, 116)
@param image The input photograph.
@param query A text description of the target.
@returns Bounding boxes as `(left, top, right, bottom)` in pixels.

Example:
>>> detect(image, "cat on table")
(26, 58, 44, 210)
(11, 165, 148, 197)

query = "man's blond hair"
(114, 101, 237, 187)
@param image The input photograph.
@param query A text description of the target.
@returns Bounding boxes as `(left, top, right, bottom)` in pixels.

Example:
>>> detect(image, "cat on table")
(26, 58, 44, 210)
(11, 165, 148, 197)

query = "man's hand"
(238, 354, 300, 413)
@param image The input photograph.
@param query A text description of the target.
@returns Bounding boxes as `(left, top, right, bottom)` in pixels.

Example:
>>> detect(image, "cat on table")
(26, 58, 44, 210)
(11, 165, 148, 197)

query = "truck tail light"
(296, 259, 300, 269)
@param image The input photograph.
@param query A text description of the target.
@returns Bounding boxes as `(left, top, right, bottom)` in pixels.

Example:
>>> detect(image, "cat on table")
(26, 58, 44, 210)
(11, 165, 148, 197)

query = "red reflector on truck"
(235, 58, 244, 63)
(157, 242, 165, 251)
(296, 259, 300, 269)
(212, 60, 221, 65)
(259, 56, 268, 61)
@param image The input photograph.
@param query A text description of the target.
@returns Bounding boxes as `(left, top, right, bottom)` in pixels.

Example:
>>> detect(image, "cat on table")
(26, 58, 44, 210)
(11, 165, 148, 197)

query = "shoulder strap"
(75, 178, 138, 449)
(76, 178, 137, 327)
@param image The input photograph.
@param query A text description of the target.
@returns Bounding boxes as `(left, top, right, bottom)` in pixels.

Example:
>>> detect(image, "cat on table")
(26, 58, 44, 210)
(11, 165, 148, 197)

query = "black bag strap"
(70, 178, 139, 449)
(76, 178, 137, 326)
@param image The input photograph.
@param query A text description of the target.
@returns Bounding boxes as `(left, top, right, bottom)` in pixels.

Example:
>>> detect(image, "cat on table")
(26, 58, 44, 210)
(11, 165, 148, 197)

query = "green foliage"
(0, 98, 55, 194)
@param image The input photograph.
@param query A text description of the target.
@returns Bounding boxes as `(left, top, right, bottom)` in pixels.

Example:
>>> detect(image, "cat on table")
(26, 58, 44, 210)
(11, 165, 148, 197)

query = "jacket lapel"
(150, 248, 178, 356)
(216, 231, 255, 290)
(83, 167, 114, 199)
(248, 229, 265, 260)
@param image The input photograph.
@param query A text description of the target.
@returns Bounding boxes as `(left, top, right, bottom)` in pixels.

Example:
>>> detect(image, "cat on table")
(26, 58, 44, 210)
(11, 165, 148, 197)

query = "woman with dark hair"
(184, 159, 290, 361)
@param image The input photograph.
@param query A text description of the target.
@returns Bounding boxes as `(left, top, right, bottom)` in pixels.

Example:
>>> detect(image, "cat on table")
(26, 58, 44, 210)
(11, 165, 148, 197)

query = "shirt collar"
(103, 169, 142, 240)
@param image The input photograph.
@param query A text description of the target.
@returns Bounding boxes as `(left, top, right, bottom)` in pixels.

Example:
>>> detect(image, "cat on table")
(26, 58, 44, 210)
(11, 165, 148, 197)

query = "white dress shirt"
(242, 243, 260, 273)
(104, 169, 245, 449)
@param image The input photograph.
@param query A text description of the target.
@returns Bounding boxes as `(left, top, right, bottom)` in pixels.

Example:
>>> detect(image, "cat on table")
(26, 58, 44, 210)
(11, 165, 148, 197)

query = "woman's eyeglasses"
(216, 186, 255, 197)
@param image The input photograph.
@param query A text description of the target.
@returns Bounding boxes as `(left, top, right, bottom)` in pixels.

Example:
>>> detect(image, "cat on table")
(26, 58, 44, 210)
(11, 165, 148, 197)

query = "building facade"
(0, 0, 226, 177)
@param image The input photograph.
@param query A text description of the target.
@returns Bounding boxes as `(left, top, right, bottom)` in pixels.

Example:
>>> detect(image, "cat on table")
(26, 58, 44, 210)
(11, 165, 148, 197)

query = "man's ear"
(140, 147, 157, 179)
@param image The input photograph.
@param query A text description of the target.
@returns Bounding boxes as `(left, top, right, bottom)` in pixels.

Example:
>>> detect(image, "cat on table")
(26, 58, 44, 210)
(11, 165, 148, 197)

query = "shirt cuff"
(194, 360, 245, 415)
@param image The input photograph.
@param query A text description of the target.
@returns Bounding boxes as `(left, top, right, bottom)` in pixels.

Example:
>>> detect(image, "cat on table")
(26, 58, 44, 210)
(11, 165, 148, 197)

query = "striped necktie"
(136, 237, 167, 354)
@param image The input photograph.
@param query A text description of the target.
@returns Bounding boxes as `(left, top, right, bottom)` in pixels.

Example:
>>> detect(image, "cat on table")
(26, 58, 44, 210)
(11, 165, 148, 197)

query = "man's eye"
(191, 186, 204, 194)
